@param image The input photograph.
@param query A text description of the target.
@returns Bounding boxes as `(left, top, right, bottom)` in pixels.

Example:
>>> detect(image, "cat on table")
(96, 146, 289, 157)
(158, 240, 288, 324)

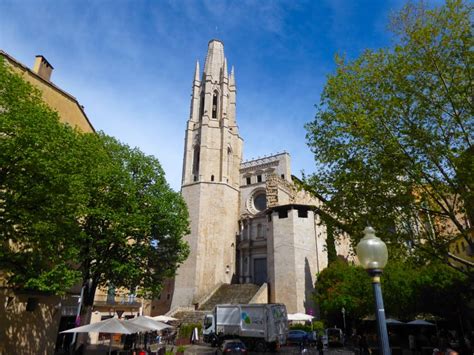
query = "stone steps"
(198, 283, 260, 311)
(173, 310, 207, 325)
(171, 284, 261, 333)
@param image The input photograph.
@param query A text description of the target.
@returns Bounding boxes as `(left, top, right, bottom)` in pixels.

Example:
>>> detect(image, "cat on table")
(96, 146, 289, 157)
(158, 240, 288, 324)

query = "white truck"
(202, 303, 288, 352)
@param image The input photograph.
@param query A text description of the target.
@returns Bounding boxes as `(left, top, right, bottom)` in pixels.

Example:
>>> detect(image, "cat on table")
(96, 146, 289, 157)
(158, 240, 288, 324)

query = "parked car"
(218, 339, 248, 354)
(287, 330, 309, 345)
(307, 331, 318, 345)
(325, 328, 344, 347)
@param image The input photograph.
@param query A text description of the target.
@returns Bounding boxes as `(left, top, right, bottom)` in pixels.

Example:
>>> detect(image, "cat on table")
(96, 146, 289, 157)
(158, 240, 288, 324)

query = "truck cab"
(203, 313, 216, 344)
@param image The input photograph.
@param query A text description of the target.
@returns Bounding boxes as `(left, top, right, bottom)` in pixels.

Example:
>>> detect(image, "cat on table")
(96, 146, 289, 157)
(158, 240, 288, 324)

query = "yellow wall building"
(0, 50, 94, 355)
(1, 50, 153, 354)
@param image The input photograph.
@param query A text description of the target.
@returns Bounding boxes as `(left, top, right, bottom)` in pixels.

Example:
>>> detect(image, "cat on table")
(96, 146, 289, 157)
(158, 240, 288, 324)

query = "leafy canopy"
(315, 259, 468, 322)
(305, 0, 473, 271)
(0, 57, 189, 298)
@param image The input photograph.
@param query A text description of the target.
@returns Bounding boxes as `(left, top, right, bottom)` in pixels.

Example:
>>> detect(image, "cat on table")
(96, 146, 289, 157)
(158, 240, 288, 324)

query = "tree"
(0, 57, 190, 303)
(0, 57, 87, 293)
(314, 259, 468, 324)
(305, 0, 473, 272)
(314, 260, 372, 323)
(76, 133, 190, 308)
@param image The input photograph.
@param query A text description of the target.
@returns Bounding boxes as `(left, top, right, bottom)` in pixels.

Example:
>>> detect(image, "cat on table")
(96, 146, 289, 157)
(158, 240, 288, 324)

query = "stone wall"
(0, 288, 64, 355)
(172, 182, 239, 308)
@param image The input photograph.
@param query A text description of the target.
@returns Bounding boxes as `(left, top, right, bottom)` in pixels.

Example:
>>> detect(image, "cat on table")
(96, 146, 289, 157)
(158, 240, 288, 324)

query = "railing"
(93, 293, 141, 307)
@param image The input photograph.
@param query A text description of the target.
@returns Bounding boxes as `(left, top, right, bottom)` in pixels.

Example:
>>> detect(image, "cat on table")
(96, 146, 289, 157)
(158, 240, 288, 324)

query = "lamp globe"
(356, 226, 388, 271)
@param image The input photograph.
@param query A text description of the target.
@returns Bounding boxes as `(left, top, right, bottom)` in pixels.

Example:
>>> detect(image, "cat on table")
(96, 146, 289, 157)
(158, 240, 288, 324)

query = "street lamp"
(341, 307, 346, 335)
(356, 226, 390, 355)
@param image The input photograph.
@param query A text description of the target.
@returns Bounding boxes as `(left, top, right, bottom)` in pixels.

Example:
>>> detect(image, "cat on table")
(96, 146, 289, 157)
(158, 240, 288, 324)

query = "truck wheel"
(255, 340, 267, 353)
(211, 334, 219, 347)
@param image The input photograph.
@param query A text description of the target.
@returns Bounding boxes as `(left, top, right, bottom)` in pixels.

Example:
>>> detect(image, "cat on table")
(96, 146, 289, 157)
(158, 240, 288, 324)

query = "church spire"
(204, 39, 224, 81)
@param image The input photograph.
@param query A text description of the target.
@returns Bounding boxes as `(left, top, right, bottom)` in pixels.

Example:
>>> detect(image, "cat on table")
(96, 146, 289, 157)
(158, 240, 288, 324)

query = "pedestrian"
(359, 334, 369, 355)
(190, 326, 199, 344)
(299, 340, 308, 354)
(409, 333, 416, 354)
(317, 335, 324, 355)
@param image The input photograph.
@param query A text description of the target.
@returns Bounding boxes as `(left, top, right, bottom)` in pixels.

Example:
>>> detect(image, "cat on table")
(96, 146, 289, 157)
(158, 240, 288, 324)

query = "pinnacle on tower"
(194, 61, 200, 83)
(229, 66, 235, 87)
(223, 57, 228, 80)
(204, 39, 224, 80)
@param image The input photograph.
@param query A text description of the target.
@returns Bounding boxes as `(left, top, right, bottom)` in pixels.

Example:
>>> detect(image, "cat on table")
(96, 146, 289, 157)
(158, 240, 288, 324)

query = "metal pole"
(371, 273, 390, 355)
(70, 285, 85, 352)
(342, 307, 346, 334)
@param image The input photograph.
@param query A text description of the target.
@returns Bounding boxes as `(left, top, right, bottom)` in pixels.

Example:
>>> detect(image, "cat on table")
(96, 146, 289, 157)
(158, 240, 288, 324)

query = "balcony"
(93, 293, 141, 309)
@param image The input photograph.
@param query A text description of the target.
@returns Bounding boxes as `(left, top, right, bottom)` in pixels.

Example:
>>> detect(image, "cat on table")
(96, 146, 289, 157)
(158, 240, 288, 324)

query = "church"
(161, 39, 353, 315)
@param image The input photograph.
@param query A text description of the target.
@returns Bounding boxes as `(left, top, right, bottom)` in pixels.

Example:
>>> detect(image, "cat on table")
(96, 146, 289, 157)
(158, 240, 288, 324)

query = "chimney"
(33, 55, 54, 81)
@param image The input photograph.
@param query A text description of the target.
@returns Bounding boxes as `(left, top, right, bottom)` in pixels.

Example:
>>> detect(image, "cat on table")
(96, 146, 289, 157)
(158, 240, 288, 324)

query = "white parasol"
(126, 316, 173, 331)
(61, 317, 152, 354)
(287, 313, 314, 322)
(153, 315, 178, 323)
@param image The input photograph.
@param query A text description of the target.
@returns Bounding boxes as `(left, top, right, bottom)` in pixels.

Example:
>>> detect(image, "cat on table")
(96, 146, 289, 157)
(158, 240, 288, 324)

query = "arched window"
(199, 94, 204, 121)
(227, 146, 232, 182)
(212, 91, 218, 118)
(211, 175, 215, 181)
(193, 147, 200, 179)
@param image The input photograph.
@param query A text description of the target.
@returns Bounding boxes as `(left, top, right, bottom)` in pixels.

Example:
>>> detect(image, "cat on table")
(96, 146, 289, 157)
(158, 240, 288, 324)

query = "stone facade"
(170, 40, 353, 316)
(171, 40, 243, 309)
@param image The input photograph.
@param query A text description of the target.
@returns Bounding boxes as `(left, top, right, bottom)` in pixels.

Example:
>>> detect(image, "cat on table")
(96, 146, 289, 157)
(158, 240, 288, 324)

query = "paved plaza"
(177, 344, 356, 355)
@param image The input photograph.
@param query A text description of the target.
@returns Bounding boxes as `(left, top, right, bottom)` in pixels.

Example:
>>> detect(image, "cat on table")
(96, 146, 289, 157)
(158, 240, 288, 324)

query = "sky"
(0, 0, 417, 191)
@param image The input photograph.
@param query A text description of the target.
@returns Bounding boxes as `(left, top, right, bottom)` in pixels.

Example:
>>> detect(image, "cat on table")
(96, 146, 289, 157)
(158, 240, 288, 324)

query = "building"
(0, 51, 95, 133)
(0, 51, 148, 354)
(167, 40, 352, 315)
(0, 51, 96, 355)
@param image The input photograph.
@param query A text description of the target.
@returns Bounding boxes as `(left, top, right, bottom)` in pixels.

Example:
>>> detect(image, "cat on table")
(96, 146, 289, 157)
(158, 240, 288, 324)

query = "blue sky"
(1, 0, 415, 190)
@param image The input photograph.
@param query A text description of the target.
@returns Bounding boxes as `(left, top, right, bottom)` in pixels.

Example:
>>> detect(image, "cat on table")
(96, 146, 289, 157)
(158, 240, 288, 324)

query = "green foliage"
(176, 345, 186, 353)
(315, 259, 469, 322)
(304, 0, 473, 272)
(0, 57, 190, 298)
(380, 260, 419, 318)
(0, 56, 86, 293)
(415, 261, 470, 318)
(289, 324, 312, 332)
(312, 320, 325, 332)
(178, 323, 202, 339)
(315, 260, 372, 321)
(77, 133, 190, 301)
(324, 219, 337, 263)
(289, 322, 325, 332)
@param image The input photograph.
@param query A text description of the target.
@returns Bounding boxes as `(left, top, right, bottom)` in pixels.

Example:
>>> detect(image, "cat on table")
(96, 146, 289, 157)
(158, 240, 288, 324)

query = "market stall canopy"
(386, 318, 404, 325)
(153, 315, 178, 323)
(60, 317, 152, 334)
(287, 313, 314, 321)
(126, 316, 173, 331)
(407, 320, 435, 326)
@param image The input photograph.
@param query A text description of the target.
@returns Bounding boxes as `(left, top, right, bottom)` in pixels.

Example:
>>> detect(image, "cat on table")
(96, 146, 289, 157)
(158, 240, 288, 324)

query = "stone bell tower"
(171, 40, 243, 308)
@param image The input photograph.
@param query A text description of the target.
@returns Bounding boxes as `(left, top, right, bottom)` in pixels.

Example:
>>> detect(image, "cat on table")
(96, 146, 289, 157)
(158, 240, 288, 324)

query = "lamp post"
(341, 307, 346, 334)
(356, 226, 390, 355)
